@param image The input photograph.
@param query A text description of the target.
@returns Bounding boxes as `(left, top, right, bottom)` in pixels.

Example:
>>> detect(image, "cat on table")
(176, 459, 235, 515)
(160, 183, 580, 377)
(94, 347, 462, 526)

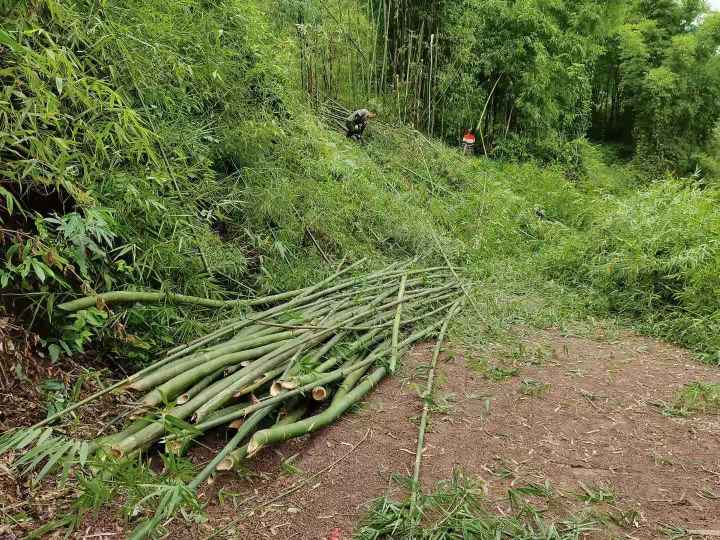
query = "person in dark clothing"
(346, 109, 376, 141)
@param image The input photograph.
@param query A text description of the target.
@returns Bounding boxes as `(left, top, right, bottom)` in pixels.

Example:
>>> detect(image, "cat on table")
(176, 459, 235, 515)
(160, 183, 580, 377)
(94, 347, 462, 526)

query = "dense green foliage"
(1, 0, 720, 366)
(304, 0, 720, 173)
(593, 1, 720, 172)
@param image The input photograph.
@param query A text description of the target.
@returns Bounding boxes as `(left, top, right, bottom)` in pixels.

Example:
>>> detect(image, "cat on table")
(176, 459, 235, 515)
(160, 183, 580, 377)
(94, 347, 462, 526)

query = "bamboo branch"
(389, 275, 407, 373)
(410, 300, 463, 511)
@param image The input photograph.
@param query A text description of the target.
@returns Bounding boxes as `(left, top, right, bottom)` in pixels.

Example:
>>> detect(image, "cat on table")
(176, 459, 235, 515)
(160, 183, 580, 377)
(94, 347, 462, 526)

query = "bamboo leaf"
(60, 447, 74, 481)
(16, 428, 42, 449)
(31, 259, 46, 282)
(34, 441, 72, 485)
(61, 439, 84, 480)
(21, 445, 55, 477)
(78, 441, 90, 467)
(14, 428, 55, 466)
(0, 430, 26, 455)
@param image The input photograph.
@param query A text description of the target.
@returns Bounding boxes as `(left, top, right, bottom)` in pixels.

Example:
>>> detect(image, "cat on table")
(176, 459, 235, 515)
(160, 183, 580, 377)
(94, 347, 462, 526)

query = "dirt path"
(164, 330, 720, 539)
(3, 327, 719, 538)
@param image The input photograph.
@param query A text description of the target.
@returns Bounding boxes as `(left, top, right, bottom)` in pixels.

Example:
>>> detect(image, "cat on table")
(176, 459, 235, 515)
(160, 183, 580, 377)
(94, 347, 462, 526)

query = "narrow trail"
(146, 329, 720, 539)
(3, 322, 719, 538)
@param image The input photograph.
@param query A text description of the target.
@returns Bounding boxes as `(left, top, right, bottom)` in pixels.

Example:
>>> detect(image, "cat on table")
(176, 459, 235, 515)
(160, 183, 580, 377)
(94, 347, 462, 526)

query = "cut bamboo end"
(216, 457, 235, 472)
(176, 394, 190, 405)
(229, 419, 244, 429)
(165, 439, 184, 455)
(280, 380, 298, 390)
(129, 407, 150, 420)
(246, 439, 262, 457)
(312, 386, 328, 401)
(109, 447, 124, 459)
(270, 382, 283, 397)
(141, 395, 159, 407)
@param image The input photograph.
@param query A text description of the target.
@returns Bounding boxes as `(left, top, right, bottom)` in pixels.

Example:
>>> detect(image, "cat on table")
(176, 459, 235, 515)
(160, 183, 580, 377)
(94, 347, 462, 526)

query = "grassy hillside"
(2, 0, 720, 365)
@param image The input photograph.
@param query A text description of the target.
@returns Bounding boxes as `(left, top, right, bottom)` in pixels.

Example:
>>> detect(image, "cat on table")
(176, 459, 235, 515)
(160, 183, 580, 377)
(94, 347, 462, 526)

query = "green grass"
(664, 382, 720, 417)
(519, 379, 552, 397)
(280, 454, 305, 476)
(355, 472, 598, 540)
(468, 357, 520, 381)
(577, 482, 616, 504)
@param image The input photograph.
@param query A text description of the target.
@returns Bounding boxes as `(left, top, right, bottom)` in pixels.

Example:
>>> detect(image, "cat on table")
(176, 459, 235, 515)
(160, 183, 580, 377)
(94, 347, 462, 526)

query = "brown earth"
(2, 327, 720, 539)
(174, 329, 720, 540)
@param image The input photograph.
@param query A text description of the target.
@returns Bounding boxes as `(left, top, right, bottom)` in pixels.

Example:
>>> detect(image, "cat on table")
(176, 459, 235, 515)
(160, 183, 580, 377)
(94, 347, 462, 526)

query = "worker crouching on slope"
(346, 109, 376, 141)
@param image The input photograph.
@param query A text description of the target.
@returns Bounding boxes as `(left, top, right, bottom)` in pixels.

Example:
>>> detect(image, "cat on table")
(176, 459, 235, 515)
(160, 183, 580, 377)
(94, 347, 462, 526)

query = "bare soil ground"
(177, 329, 720, 539)
(2, 324, 720, 539)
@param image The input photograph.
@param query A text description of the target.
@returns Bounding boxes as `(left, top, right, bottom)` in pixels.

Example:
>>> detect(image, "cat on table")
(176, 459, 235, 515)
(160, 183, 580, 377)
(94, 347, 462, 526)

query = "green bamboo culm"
(57, 288, 306, 312)
(216, 401, 309, 472)
(3, 262, 471, 540)
(410, 299, 464, 512)
(389, 274, 408, 373)
(246, 365, 388, 456)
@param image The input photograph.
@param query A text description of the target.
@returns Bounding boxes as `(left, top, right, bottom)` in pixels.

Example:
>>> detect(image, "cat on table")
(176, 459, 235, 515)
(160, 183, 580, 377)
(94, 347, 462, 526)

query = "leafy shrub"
(542, 180, 720, 357)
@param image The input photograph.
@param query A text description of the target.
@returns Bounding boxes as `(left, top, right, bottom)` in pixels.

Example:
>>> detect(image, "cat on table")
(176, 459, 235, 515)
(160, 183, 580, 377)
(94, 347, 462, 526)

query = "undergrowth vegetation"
(356, 471, 598, 540)
(664, 381, 720, 416)
(2, 0, 720, 366)
(1, 0, 720, 537)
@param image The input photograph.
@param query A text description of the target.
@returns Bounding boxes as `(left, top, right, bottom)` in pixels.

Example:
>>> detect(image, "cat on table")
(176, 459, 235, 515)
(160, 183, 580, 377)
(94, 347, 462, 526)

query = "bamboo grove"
(0, 260, 465, 537)
(294, 0, 720, 171)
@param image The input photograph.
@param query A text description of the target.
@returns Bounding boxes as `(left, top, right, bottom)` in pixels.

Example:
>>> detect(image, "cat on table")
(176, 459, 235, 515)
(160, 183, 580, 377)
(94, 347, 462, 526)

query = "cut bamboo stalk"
(192, 284, 412, 419)
(140, 335, 302, 408)
(188, 404, 279, 490)
(57, 288, 308, 313)
(161, 257, 367, 361)
(187, 318, 448, 434)
(410, 300, 464, 511)
(389, 275, 407, 373)
(311, 387, 328, 401)
(103, 273, 463, 460)
(176, 369, 224, 405)
(129, 328, 293, 393)
(191, 332, 330, 421)
(247, 365, 387, 456)
(217, 401, 308, 472)
(233, 366, 285, 399)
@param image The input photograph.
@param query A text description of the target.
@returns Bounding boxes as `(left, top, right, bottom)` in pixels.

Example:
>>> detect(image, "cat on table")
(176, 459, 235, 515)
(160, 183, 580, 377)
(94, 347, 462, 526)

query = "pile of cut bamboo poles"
(0, 260, 464, 537)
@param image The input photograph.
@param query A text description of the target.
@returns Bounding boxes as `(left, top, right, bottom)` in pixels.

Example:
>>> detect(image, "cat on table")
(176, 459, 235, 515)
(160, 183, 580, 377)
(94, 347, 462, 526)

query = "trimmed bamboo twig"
(410, 300, 464, 511)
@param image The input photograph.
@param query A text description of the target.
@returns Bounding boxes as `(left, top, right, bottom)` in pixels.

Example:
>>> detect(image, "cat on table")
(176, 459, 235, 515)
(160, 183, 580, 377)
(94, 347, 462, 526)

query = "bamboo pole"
(129, 327, 292, 393)
(187, 404, 279, 490)
(389, 275, 407, 373)
(475, 75, 502, 156)
(217, 401, 308, 472)
(161, 257, 365, 360)
(410, 300, 463, 511)
(140, 332, 305, 408)
(246, 365, 387, 456)
(57, 288, 307, 313)
(186, 317, 449, 434)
